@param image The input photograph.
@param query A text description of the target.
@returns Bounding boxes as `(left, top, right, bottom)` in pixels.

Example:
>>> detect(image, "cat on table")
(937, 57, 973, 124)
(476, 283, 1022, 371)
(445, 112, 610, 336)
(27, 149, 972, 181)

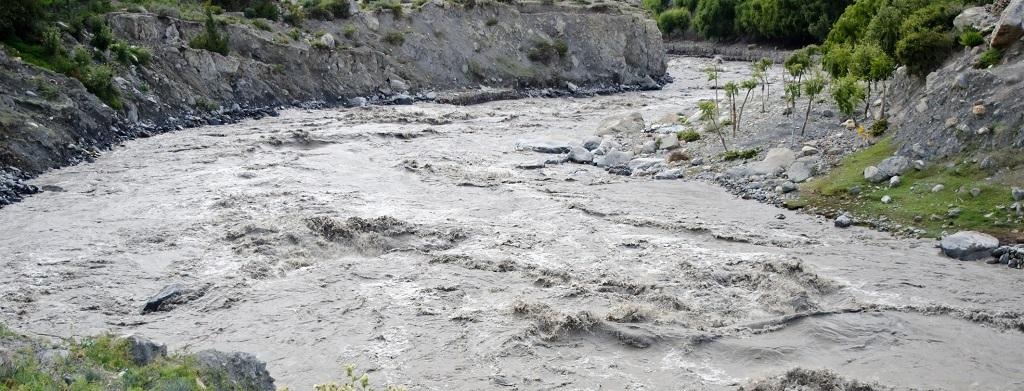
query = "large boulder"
(954, 6, 997, 32)
(627, 158, 666, 175)
(125, 336, 167, 366)
(726, 148, 794, 178)
(594, 150, 634, 168)
(940, 231, 1000, 261)
(865, 156, 911, 183)
(196, 351, 276, 391)
(596, 112, 645, 136)
(142, 284, 185, 314)
(786, 156, 818, 183)
(991, 0, 1024, 49)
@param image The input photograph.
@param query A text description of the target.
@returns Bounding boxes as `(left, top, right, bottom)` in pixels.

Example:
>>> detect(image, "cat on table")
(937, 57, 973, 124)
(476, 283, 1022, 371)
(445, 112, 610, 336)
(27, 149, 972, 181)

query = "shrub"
(307, 0, 352, 20)
(677, 130, 701, 142)
(90, 22, 113, 50)
(722, 148, 759, 161)
(244, 0, 280, 20)
(895, 29, 953, 77)
(0, 0, 44, 39)
(283, 3, 305, 26)
(527, 39, 568, 64)
(80, 65, 122, 109)
(343, 24, 357, 38)
(190, 10, 230, 55)
(869, 119, 888, 136)
(975, 48, 1002, 69)
(110, 41, 152, 65)
(830, 75, 865, 125)
(383, 31, 405, 45)
(642, 0, 668, 14)
(657, 8, 691, 35)
(252, 18, 272, 31)
(42, 27, 63, 56)
(692, 0, 736, 38)
(371, 0, 403, 18)
(959, 28, 984, 47)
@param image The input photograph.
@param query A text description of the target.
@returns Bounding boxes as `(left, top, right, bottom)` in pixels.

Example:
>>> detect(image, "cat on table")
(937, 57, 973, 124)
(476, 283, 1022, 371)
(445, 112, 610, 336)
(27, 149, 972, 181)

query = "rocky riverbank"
(0, 0, 667, 208)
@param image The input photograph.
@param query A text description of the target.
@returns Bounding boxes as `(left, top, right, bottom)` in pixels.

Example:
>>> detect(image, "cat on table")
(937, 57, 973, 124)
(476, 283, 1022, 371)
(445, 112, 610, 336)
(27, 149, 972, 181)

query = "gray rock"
(515, 140, 571, 154)
(786, 157, 817, 183)
(835, 214, 854, 228)
(799, 145, 819, 156)
(948, 207, 962, 218)
(567, 146, 593, 164)
(317, 33, 336, 49)
(627, 157, 666, 175)
(864, 166, 886, 183)
(143, 283, 184, 313)
(881, 195, 892, 204)
(932, 184, 945, 193)
(848, 186, 862, 195)
(594, 137, 619, 155)
(1013, 187, 1024, 201)
(581, 136, 602, 151)
(658, 133, 680, 150)
(889, 175, 901, 187)
(732, 148, 795, 177)
(126, 336, 167, 366)
(821, 109, 834, 118)
(393, 94, 413, 105)
(913, 160, 927, 170)
(877, 156, 911, 178)
(779, 181, 797, 193)
(979, 156, 995, 169)
(348, 97, 368, 107)
(970, 187, 982, 198)
(594, 150, 634, 168)
(940, 231, 1000, 261)
(389, 78, 408, 92)
(596, 112, 645, 136)
(653, 168, 685, 180)
(196, 350, 276, 391)
(640, 140, 657, 154)
(954, 6, 997, 32)
(991, 0, 1024, 49)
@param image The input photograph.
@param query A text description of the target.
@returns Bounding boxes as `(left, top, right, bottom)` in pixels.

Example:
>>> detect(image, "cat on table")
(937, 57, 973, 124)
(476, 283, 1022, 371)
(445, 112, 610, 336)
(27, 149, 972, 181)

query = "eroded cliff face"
(0, 0, 666, 204)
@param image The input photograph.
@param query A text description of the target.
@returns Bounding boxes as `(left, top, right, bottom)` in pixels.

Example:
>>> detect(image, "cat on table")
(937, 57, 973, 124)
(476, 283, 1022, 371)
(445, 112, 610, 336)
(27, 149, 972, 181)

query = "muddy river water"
(1, 57, 1023, 390)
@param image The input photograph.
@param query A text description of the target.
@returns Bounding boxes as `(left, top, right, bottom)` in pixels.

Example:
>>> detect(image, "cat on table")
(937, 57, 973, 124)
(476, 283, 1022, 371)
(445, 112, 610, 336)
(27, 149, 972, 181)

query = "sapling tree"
(703, 64, 720, 107)
(699, 100, 728, 151)
(737, 78, 758, 132)
(800, 73, 825, 136)
(754, 58, 772, 113)
(831, 75, 867, 129)
(849, 44, 885, 119)
(783, 50, 811, 114)
(868, 49, 896, 120)
(724, 81, 739, 136)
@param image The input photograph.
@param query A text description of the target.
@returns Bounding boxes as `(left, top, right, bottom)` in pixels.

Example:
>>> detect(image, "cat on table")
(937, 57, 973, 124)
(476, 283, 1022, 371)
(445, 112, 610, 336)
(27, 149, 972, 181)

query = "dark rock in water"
(126, 336, 167, 366)
(568, 146, 594, 164)
(992, 253, 1010, 264)
(582, 136, 602, 151)
(393, 94, 414, 105)
(142, 284, 184, 313)
(835, 214, 853, 228)
(940, 231, 999, 261)
(515, 162, 546, 170)
(606, 166, 632, 176)
(196, 350, 276, 391)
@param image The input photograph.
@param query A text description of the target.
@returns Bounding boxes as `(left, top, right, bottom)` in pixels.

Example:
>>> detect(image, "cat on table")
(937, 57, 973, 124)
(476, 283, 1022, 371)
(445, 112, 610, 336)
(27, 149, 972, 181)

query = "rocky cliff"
(0, 0, 667, 205)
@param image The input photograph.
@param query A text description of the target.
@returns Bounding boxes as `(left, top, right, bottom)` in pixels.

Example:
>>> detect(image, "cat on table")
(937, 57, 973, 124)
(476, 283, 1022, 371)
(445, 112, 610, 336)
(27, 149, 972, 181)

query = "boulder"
(143, 284, 185, 313)
(728, 148, 794, 178)
(567, 146, 593, 164)
(196, 351, 276, 391)
(954, 6, 997, 32)
(393, 94, 413, 105)
(658, 133, 680, 150)
(864, 166, 886, 183)
(126, 336, 167, 366)
(1013, 187, 1024, 201)
(991, 0, 1024, 49)
(940, 231, 1000, 261)
(594, 150, 634, 168)
(881, 195, 892, 204)
(581, 136, 602, 151)
(596, 112, 645, 136)
(786, 156, 818, 183)
(654, 168, 685, 180)
(627, 158, 666, 175)
(514, 140, 571, 154)
(317, 33, 336, 49)
(877, 156, 911, 177)
(640, 140, 657, 154)
(889, 175, 901, 187)
(835, 214, 853, 228)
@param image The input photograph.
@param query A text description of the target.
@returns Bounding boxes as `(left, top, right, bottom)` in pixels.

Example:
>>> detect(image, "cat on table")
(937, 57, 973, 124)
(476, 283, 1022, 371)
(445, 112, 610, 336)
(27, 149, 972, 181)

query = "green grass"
(677, 130, 700, 142)
(722, 148, 759, 161)
(800, 137, 1020, 238)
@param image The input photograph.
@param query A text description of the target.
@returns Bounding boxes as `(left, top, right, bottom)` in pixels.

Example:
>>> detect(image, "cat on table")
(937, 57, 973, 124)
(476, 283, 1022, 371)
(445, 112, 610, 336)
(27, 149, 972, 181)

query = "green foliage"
(0, 0, 45, 39)
(370, 0, 403, 18)
(313, 364, 407, 391)
(895, 29, 953, 77)
(90, 21, 113, 50)
(693, 0, 737, 38)
(830, 75, 865, 122)
(848, 43, 889, 81)
(821, 42, 852, 78)
(343, 24, 357, 38)
(306, 0, 352, 20)
(734, 0, 853, 43)
(657, 7, 691, 34)
(642, 0, 669, 14)
(283, 3, 305, 26)
(678, 129, 701, 142)
(975, 47, 1002, 68)
(110, 41, 152, 65)
(189, 9, 230, 55)
(252, 18, 272, 31)
(74, 334, 133, 371)
(383, 31, 405, 45)
(869, 118, 888, 136)
(722, 148, 759, 160)
(958, 28, 984, 47)
(244, 0, 280, 20)
(784, 48, 812, 78)
(864, 5, 902, 55)
(81, 64, 122, 109)
(527, 39, 568, 64)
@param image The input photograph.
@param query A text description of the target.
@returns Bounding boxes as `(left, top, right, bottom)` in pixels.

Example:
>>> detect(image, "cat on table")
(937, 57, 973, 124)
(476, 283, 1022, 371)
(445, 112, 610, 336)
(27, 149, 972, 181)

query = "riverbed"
(1, 57, 1022, 390)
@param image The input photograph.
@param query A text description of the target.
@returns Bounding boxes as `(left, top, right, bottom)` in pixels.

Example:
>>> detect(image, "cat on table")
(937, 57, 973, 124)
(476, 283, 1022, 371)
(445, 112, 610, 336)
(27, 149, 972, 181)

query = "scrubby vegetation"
(190, 9, 230, 55)
(722, 148, 759, 160)
(526, 39, 569, 64)
(645, 0, 853, 43)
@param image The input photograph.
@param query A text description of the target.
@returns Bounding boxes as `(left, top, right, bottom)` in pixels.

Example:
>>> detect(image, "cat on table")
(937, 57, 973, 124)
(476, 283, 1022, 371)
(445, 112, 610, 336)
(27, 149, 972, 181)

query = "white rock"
(940, 231, 1000, 261)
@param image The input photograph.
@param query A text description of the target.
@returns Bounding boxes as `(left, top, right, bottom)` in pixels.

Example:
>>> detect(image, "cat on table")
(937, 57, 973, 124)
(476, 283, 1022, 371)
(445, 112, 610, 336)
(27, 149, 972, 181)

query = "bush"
(252, 18, 272, 31)
(306, 0, 352, 20)
(526, 39, 568, 64)
(110, 41, 152, 65)
(42, 27, 63, 56)
(895, 29, 953, 77)
(0, 0, 44, 39)
(722, 148, 759, 160)
(869, 119, 888, 136)
(190, 10, 230, 55)
(90, 21, 113, 50)
(244, 0, 280, 20)
(283, 3, 305, 26)
(959, 28, 984, 47)
(383, 31, 405, 45)
(975, 48, 1002, 69)
(657, 8, 691, 35)
(642, 0, 668, 14)
(80, 64, 122, 109)
(692, 0, 736, 38)
(343, 24, 357, 38)
(677, 130, 701, 142)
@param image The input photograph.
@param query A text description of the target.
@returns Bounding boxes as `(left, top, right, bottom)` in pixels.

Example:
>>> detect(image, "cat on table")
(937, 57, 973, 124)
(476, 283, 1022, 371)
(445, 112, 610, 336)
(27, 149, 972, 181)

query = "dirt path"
(1, 57, 1022, 390)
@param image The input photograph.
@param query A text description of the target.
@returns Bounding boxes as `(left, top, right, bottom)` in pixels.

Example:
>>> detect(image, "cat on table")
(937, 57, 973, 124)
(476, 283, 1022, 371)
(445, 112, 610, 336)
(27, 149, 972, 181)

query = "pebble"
(889, 176, 901, 187)
(932, 184, 945, 193)
(882, 195, 892, 204)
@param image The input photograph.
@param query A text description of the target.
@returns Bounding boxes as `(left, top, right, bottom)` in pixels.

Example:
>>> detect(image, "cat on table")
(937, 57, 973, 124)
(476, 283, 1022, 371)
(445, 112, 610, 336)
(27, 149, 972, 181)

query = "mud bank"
(2, 57, 1023, 390)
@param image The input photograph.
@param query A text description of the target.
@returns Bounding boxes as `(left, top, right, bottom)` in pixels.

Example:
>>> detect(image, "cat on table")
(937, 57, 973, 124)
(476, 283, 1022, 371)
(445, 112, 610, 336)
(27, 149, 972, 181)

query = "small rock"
(640, 140, 657, 154)
(979, 156, 995, 169)
(779, 181, 797, 193)
(945, 117, 959, 128)
(848, 186, 862, 195)
(881, 195, 892, 204)
(976, 127, 989, 135)
(1013, 187, 1024, 201)
(970, 188, 982, 198)
(948, 207, 962, 218)
(799, 146, 819, 156)
(821, 109, 834, 118)
(835, 214, 854, 228)
(582, 136, 602, 151)
(932, 184, 945, 193)
(889, 176, 901, 187)
(515, 140, 571, 154)
(653, 168, 685, 180)
(972, 104, 986, 116)
(913, 160, 927, 170)
(939, 231, 1000, 261)
(842, 119, 856, 129)
(567, 146, 593, 164)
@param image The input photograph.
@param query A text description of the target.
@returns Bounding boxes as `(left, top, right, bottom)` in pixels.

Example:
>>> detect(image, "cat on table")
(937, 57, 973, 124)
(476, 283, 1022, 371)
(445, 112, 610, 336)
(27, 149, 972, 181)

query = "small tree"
(831, 75, 866, 128)
(800, 73, 825, 136)
(737, 78, 758, 132)
(724, 81, 739, 136)
(699, 100, 728, 151)
(190, 9, 230, 55)
(868, 50, 896, 120)
(753, 58, 772, 113)
(703, 64, 720, 107)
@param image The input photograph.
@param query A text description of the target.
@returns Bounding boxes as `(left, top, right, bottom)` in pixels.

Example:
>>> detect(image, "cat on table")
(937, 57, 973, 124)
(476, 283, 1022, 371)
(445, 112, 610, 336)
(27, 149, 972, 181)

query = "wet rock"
(195, 350, 275, 391)
(393, 94, 414, 105)
(126, 336, 167, 366)
(142, 284, 184, 313)
(515, 140, 571, 154)
(835, 214, 854, 228)
(595, 112, 644, 136)
(594, 150, 633, 168)
(348, 97, 368, 107)
(653, 168, 684, 180)
(991, 0, 1024, 48)
(567, 146, 593, 164)
(582, 136, 602, 151)
(940, 231, 1000, 261)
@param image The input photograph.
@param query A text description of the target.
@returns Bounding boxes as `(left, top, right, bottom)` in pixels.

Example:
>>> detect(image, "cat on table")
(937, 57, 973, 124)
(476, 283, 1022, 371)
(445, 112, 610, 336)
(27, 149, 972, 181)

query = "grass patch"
(526, 39, 568, 64)
(975, 48, 1002, 69)
(722, 148, 759, 161)
(800, 137, 1021, 237)
(677, 130, 700, 142)
(382, 31, 405, 45)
